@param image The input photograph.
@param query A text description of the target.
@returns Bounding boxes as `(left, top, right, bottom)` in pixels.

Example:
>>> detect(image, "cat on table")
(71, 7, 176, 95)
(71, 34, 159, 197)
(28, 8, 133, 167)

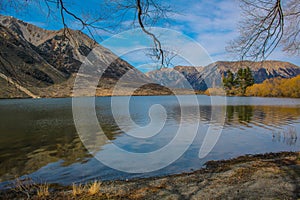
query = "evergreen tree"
(223, 70, 235, 90)
(235, 67, 254, 95)
(244, 67, 254, 86)
(222, 67, 254, 96)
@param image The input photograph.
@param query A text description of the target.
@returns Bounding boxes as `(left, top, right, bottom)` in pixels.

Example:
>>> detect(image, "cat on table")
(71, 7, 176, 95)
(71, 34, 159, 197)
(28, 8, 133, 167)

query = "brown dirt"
(1, 151, 300, 199)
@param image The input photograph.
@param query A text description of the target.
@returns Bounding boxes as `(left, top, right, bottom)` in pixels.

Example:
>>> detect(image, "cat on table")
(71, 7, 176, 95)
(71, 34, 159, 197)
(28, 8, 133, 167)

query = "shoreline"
(0, 89, 205, 100)
(1, 93, 300, 101)
(1, 151, 299, 199)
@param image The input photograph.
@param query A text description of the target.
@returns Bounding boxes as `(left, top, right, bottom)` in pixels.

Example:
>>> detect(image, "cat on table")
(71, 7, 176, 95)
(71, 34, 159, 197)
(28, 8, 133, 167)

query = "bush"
(245, 75, 300, 98)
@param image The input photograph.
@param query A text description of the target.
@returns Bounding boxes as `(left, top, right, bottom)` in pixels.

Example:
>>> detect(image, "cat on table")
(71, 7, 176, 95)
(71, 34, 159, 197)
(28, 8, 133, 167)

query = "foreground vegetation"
(1, 152, 299, 199)
(245, 75, 300, 98)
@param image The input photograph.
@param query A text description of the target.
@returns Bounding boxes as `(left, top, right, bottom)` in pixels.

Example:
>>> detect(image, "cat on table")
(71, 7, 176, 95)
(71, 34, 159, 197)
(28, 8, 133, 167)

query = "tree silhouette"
(228, 0, 300, 60)
(1, 0, 172, 68)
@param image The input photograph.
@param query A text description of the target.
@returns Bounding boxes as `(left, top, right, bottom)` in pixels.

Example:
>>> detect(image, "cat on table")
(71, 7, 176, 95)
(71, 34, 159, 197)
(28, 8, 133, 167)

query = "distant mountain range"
(146, 61, 300, 91)
(0, 15, 299, 98)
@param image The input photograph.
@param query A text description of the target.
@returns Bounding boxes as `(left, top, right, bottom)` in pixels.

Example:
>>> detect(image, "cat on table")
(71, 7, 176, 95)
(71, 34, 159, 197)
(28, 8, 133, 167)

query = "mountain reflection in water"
(0, 96, 299, 187)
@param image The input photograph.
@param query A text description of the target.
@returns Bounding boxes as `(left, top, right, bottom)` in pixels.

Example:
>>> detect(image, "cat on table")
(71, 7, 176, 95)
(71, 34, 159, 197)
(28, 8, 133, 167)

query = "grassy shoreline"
(1, 151, 299, 199)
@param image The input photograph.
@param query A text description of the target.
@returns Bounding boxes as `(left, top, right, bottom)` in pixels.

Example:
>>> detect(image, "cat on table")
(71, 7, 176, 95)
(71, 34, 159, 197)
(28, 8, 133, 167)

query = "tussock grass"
(71, 180, 102, 196)
(11, 178, 104, 198)
(72, 183, 85, 196)
(37, 183, 49, 197)
(88, 181, 101, 195)
(13, 177, 50, 199)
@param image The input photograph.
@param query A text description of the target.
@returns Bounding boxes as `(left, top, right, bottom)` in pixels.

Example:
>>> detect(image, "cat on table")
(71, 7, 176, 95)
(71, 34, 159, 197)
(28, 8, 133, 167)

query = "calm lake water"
(0, 95, 300, 188)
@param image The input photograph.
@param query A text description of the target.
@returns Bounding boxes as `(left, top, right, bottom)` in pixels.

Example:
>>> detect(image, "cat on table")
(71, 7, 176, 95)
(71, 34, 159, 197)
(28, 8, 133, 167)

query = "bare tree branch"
(228, 0, 299, 60)
(2, 0, 173, 69)
(147, 47, 179, 68)
(136, 0, 164, 68)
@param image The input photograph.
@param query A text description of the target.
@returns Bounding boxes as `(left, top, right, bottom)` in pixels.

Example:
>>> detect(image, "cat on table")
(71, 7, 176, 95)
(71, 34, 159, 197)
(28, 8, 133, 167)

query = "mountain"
(207, 61, 300, 84)
(146, 66, 208, 91)
(146, 61, 300, 91)
(2, 15, 299, 98)
(0, 15, 169, 98)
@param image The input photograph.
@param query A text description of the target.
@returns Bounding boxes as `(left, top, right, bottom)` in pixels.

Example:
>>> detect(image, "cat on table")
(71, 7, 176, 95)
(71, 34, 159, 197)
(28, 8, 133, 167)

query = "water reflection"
(226, 105, 253, 123)
(0, 96, 299, 187)
(223, 105, 300, 129)
(0, 103, 89, 182)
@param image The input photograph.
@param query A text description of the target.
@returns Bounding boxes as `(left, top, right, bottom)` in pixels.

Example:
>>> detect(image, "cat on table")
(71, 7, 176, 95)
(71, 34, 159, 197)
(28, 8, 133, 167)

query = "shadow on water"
(0, 96, 299, 187)
(0, 98, 122, 185)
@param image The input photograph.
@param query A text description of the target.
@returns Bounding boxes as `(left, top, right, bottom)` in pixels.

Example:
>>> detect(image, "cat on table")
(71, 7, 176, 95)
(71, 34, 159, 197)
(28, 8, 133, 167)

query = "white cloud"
(167, 0, 299, 66)
(196, 30, 239, 61)
(166, 0, 241, 62)
(98, 0, 300, 68)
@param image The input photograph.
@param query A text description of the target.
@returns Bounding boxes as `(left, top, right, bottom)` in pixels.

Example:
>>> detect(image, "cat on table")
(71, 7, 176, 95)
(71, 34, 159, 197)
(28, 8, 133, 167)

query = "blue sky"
(1, 0, 299, 71)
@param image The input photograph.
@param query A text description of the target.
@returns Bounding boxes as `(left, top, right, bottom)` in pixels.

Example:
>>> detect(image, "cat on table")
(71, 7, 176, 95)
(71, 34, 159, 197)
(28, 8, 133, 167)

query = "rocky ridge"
(146, 61, 300, 91)
(0, 15, 157, 98)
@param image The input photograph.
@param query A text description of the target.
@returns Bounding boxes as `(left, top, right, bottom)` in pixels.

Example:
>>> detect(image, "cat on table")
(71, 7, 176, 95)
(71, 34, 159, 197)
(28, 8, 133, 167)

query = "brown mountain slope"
(146, 67, 207, 90)
(0, 15, 157, 98)
(146, 61, 300, 91)
(0, 23, 66, 86)
(208, 61, 300, 84)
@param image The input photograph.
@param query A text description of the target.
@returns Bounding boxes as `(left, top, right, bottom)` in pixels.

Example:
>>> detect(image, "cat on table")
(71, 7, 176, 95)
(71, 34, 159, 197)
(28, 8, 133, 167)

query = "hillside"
(146, 61, 300, 91)
(208, 61, 300, 84)
(1, 15, 299, 98)
(0, 15, 175, 98)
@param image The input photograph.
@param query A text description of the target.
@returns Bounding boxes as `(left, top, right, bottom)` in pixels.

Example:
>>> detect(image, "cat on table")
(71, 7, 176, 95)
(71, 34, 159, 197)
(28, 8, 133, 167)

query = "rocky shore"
(1, 151, 299, 199)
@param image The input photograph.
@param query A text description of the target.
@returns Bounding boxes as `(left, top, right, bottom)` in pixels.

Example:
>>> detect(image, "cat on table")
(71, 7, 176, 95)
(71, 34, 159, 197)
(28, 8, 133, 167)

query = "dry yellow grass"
(36, 183, 49, 198)
(72, 183, 85, 196)
(88, 181, 101, 195)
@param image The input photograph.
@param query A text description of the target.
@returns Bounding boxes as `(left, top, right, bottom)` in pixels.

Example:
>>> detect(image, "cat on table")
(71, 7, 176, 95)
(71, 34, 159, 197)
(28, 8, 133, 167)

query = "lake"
(0, 95, 300, 188)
